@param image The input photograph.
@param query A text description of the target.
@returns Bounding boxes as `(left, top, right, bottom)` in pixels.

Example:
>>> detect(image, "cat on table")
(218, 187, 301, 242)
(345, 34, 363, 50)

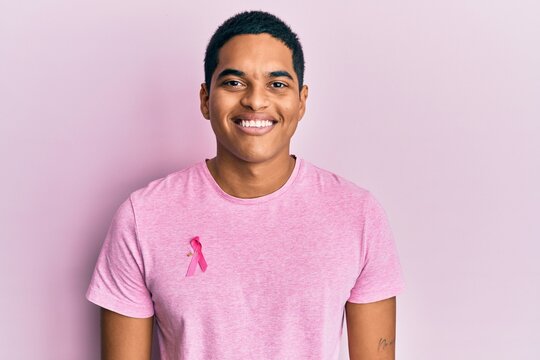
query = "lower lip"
(233, 121, 276, 136)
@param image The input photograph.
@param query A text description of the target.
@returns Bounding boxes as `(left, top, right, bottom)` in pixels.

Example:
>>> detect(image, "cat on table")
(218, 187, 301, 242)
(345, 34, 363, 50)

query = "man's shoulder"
(128, 160, 204, 205)
(300, 158, 371, 198)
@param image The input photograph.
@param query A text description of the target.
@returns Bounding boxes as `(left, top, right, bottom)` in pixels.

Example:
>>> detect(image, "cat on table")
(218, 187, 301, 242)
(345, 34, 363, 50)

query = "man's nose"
(240, 84, 270, 111)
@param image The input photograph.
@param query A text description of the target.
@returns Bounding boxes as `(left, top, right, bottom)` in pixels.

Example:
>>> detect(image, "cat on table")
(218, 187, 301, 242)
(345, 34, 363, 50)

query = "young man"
(86, 10, 405, 360)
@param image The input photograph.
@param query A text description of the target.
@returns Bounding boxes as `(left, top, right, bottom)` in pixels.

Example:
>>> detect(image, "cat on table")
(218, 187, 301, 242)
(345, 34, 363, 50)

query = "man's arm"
(345, 296, 397, 360)
(100, 307, 154, 360)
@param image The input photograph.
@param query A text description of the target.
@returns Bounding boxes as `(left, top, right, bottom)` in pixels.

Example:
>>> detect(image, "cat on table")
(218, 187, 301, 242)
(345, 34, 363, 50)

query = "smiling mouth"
(233, 119, 278, 128)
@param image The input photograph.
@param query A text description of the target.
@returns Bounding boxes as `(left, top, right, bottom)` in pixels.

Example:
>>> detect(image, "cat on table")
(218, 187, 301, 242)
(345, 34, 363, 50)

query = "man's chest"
(143, 210, 362, 323)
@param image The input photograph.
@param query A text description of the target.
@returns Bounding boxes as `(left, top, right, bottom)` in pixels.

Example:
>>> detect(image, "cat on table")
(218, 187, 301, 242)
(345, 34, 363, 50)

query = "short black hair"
(204, 10, 305, 94)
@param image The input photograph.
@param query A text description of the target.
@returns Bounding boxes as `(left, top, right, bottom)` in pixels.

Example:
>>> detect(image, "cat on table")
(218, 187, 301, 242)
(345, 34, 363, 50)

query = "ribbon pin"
(186, 236, 208, 277)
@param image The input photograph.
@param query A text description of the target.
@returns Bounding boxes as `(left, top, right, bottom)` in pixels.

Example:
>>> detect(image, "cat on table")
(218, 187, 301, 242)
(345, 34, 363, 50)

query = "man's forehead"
(214, 34, 296, 80)
(218, 34, 293, 63)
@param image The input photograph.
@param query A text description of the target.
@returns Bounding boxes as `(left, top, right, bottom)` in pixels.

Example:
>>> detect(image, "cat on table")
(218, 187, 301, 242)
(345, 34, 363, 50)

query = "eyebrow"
(268, 70, 294, 81)
(216, 68, 295, 81)
(216, 68, 246, 79)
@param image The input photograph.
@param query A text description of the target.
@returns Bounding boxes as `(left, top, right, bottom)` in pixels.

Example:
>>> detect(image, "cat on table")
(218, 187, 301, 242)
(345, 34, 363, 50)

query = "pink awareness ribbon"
(186, 236, 208, 276)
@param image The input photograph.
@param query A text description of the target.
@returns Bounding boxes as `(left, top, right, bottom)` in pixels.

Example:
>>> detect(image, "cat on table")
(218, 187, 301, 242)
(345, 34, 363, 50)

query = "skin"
(345, 297, 397, 359)
(100, 308, 153, 360)
(199, 33, 308, 199)
(100, 32, 398, 359)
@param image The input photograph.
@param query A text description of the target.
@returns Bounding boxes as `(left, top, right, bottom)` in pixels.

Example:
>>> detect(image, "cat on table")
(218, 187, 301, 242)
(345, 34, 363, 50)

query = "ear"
(297, 84, 309, 122)
(199, 83, 210, 120)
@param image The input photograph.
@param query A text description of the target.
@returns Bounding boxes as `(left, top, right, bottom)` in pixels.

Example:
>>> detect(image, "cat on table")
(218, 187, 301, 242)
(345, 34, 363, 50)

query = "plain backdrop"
(1, 1, 539, 359)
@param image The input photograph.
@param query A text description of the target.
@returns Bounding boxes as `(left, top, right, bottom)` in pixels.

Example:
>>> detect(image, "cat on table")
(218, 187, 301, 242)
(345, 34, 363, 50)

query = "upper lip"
(233, 113, 277, 122)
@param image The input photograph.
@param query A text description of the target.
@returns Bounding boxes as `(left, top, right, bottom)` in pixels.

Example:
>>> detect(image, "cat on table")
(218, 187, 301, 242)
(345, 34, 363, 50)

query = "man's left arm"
(345, 296, 397, 360)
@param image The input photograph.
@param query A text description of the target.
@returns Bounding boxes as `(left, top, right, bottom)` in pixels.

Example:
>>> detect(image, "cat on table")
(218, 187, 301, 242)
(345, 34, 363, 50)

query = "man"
(86, 10, 405, 360)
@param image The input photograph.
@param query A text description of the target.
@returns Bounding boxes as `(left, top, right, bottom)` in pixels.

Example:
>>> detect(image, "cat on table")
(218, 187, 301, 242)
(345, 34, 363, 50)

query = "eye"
(222, 80, 243, 87)
(271, 81, 288, 89)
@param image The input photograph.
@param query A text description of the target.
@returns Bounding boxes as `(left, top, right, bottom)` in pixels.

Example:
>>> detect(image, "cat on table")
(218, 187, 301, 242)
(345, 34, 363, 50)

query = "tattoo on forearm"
(378, 337, 395, 351)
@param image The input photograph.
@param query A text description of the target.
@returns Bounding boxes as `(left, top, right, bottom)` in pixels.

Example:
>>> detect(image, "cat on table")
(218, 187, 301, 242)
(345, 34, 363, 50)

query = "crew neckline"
(201, 155, 302, 205)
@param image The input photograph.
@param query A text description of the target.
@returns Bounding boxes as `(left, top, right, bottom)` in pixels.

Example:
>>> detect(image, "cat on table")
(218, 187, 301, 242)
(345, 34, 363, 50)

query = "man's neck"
(205, 153, 296, 199)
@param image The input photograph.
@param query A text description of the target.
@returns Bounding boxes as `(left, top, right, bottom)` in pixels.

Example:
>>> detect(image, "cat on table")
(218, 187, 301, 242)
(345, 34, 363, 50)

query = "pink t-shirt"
(86, 155, 405, 359)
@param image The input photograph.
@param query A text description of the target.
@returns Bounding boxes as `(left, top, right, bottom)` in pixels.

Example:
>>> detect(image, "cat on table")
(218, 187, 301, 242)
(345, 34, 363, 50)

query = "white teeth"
(239, 120, 274, 128)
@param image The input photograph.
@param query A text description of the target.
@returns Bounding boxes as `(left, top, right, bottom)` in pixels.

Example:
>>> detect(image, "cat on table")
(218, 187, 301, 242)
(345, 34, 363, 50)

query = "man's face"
(200, 33, 308, 164)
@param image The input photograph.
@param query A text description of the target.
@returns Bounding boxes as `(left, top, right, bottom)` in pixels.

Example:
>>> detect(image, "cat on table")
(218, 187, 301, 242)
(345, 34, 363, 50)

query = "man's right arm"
(100, 307, 154, 360)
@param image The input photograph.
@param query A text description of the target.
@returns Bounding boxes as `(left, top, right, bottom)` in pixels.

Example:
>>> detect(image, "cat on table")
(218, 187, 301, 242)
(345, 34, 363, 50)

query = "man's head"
(199, 11, 308, 165)
(203, 10, 305, 95)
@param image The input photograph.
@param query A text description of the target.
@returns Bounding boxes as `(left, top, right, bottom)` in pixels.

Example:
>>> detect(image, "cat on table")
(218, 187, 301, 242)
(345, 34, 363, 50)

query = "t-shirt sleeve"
(85, 196, 154, 318)
(347, 191, 406, 303)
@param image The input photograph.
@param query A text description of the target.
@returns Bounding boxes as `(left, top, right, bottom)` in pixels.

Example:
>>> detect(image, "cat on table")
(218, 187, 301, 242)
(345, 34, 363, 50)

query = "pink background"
(1, 1, 539, 359)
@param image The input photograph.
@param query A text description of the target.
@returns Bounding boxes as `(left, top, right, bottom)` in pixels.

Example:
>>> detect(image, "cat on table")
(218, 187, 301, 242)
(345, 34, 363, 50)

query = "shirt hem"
(347, 284, 406, 304)
(86, 286, 155, 318)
